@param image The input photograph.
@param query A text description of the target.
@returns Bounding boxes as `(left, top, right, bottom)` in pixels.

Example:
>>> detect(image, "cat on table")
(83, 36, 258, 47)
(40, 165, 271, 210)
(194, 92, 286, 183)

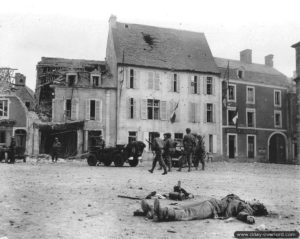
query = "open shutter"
(86, 100, 90, 120)
(148, 72, 153, 89)
(95, 100, 100, 121)
(168, 73, 173, 92)
(168, 101, 173, 119)
(213, 135, 217, 153)
(213, 103, 216, 123)
(141, 99, 147, 119)
(188, 75, 192, 94)
(197, 76, 201, 94)
(203, 77, 207, 95)
(154, 72, 160, 90)
(196, 103, 201, 123)
(177, 74, 180, 93)
(71, 98, 79, 120)
(160, 101, 167, 120)
(134, 70, 139, 89)
(212, 77, 216, 95)
(133, 98, 137, 119)
(126, 68, 130, 88)
(127, 97, 131, 119)
(203, 103, 207, 123)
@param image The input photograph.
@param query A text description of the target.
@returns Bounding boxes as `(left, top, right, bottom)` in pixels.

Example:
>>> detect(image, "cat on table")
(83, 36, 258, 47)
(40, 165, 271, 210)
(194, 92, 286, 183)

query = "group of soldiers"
(148, 128, 206, 175)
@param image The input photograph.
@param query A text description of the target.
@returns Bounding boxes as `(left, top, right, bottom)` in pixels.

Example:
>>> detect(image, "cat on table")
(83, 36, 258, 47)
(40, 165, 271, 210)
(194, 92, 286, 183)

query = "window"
(173, 74, 178, 92)
(227, 108, 236, 126)
(274, 90, 281, 107)
(65, 99, 72, 120)
(91, 75, 100, 87)
(228, 84, 236, 101)
(247, 135, 255, 158)
(90, 100, 96, 120)
(0, 100, 8, 117)
(207, 103, 213, 123)
(174, 133, 183, 146)
(129, 69, 134, 88)
(25, 102, 30, 109)
(206, 77, 213, 95)
(209, 134, 213, 153)
(274, 111, 282, 127)
(129, 98, 135, 119)
(147, 99, 160, 120)
(0, 131, 5, 143)
(67, 74, 77, 87)
(237, 70, 244, 79)
(247, 87, 255, 104)
(128, 131, 137, 143)
(247, 110, 255, 127)
(192, 76, 198, 94)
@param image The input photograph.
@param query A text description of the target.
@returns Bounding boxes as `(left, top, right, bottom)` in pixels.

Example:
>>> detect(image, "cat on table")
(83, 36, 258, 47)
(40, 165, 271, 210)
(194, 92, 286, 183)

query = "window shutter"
(133, 98, 137, 119)
(213, 135, 217, 153)
(197, 76, 201, 94)
(212, 77, 216, 95)
(86, 100, 90, 120)
(134, 70, 139, 89)
(160, 101, 167, 120)
(95, 100, 100, 121)
(196, 103, 201, 123)
(154, 72, 160, 90)
(188, 75, 192, 94)
(168, 101, 173, 119)
(141, 99, 147, 119)
(71, 98, 79, 120)
(168, 73, 173, 92)
(127, 97, 131, 119)
(213, 103, 216, 123)
(126, 68, 130, 88)
(148, 72, 153, 89)
(177, 74, 180, 93)
(203, 103, 207, 123)
(203, 77, 207, 95)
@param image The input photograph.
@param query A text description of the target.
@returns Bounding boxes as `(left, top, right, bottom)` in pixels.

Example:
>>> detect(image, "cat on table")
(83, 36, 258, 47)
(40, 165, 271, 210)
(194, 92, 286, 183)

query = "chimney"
(240, 49, 252, 64)
(265, 54, 274, 67)
(109, 15, 117, 28)
(15, 73, 26, 86)
(292, 42, 300, 78)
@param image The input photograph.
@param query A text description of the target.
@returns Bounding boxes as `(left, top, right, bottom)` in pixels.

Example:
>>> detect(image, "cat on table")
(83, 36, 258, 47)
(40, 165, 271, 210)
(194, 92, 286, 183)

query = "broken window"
(90, 100, 96, 120)
(142, 32, 156, 49)
(147, 99, 160, 120)
(67, 74, 76, 87)
(0, 100, 8, 117)
(65, 99, 72, 120)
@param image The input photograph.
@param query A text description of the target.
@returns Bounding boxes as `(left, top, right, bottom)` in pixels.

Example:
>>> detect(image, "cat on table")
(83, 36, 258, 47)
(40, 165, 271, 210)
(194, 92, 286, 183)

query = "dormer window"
(66, 73, 77, 87)
(91, 74, 101, 87)
(237, 70, 244, 79)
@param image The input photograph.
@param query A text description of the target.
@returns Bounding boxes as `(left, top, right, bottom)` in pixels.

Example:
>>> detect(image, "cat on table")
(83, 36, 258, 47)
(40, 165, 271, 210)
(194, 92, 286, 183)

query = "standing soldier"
(194, 135, 206, 170)
(148, 132, 168, 175)
(52, 137, 61, 163)
(178, 128, 195, 172)
(98, 135, 106, 149)
(163, 133, 176, 172)
(9, 136, 16, 164)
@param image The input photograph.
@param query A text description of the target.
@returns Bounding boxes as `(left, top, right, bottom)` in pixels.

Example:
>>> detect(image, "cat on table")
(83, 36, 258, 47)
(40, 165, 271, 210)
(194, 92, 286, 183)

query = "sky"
(0, 0, 299, 90)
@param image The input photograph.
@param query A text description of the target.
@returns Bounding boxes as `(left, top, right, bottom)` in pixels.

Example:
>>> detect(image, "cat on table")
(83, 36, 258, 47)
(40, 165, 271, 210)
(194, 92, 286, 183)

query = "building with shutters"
(215, 50, 293, 163)
(106, 16, 223, 154)
(34, 57, 116, 156)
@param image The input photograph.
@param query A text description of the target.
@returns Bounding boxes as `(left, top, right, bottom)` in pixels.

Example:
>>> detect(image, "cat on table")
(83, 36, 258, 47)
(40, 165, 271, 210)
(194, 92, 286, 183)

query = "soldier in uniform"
(178, 128, 196, 172)
(52, 137, 61, 163)
(194, 135, 206, 170)
(148, 132, 168, 175)
(97, 135, 106, 149)
(139, 194, 268, 224)
(163, 133, 176, 172)
(9, 136, 16, 164)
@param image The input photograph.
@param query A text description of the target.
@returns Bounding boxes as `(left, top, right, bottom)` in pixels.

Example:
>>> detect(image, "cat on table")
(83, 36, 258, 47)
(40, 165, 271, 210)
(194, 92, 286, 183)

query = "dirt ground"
(0, 158, 299, 239)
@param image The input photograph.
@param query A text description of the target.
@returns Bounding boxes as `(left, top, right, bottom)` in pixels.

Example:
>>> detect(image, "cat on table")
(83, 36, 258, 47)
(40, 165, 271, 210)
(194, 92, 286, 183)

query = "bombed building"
(34, 57, 117, 157)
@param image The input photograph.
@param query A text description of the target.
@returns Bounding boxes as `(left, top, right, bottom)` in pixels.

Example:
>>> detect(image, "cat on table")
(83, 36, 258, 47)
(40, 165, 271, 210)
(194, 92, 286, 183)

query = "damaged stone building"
(106, 16, 223, 155)
(35, 58, 116, 157)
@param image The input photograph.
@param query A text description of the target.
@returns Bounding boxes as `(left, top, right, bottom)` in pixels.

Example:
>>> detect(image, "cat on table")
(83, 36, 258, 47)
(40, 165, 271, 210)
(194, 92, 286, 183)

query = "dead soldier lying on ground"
(134, 194, 268, 224)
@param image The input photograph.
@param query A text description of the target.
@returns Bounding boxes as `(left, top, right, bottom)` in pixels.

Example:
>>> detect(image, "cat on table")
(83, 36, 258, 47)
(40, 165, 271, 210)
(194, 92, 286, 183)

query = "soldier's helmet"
(249, 200, 268, 216)
(186, 128, 191, 133)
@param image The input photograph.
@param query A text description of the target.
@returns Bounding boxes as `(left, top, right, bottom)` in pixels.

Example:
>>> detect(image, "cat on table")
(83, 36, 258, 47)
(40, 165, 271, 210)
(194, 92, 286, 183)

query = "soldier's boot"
(162, 165, 168, 175)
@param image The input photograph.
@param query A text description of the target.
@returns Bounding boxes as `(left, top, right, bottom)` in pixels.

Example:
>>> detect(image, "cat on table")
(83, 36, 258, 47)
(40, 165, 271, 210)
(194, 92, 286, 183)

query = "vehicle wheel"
(103, 158, 112, 166)
(87, 154, 97, 166)
(113, 153, 124, 167)
(128, 157, 139, 167)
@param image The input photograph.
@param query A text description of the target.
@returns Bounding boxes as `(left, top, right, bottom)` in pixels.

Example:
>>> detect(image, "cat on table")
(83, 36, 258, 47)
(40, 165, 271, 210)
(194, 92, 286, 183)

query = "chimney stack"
(265, 54, 274, 67)
(240, 49, 252, 64)
(14, 73, 26, 86)
(109, 15, 117, 28)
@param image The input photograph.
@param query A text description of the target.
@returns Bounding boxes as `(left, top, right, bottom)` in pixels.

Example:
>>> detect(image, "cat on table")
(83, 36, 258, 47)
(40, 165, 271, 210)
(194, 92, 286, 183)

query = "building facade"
(34, 57, 116, 156)
(216, 50, 292, 163)
(106, 16, 223, 155)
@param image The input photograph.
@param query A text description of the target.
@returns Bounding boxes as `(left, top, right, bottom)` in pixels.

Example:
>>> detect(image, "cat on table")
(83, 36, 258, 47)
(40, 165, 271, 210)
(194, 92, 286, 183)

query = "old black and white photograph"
(0, 0, 299, 238)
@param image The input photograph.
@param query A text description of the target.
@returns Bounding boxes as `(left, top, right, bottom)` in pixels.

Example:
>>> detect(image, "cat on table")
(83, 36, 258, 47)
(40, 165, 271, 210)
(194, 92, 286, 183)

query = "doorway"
(228, 134, 236, 159)
(269, 133, 286, 163)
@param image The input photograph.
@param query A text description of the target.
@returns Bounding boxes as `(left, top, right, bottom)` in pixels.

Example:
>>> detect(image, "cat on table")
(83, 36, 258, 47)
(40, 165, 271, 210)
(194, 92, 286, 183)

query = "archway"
(268, 133, 286, 163)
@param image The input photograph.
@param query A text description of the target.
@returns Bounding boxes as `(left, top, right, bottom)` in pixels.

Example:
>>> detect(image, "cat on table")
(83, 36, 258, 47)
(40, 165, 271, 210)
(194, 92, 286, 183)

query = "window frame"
(246, 86, 255, 104)
(206, 77, 213, 95)
(228, 84, 236, 102)
(90, 100, 96, 120)
(173, 73, 178, 92)
(128, 131, 137, 143)
(246, 108, 256, 128)
(90, 74, 101, 87)
(0, 99, 9, 119)
(227, 106, 236, 126)
(274, 90, 282, 107)
(147, 99, 160, 120)
(247, 134, 256, 158)
(129, 69, 134, 89)
(206, 103, 213, 123)
(66, 73, 78, 87)
(274, 110, 282, 128)
(65, 99, 72, 120)
(192, 75, 198, 94)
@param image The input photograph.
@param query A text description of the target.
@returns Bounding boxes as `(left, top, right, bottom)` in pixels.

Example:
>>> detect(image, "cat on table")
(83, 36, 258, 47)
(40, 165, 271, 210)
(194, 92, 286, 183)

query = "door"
(269, 134, 286, 163)
(248, 136, 255, 158)
(228, 135, 236, 159)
